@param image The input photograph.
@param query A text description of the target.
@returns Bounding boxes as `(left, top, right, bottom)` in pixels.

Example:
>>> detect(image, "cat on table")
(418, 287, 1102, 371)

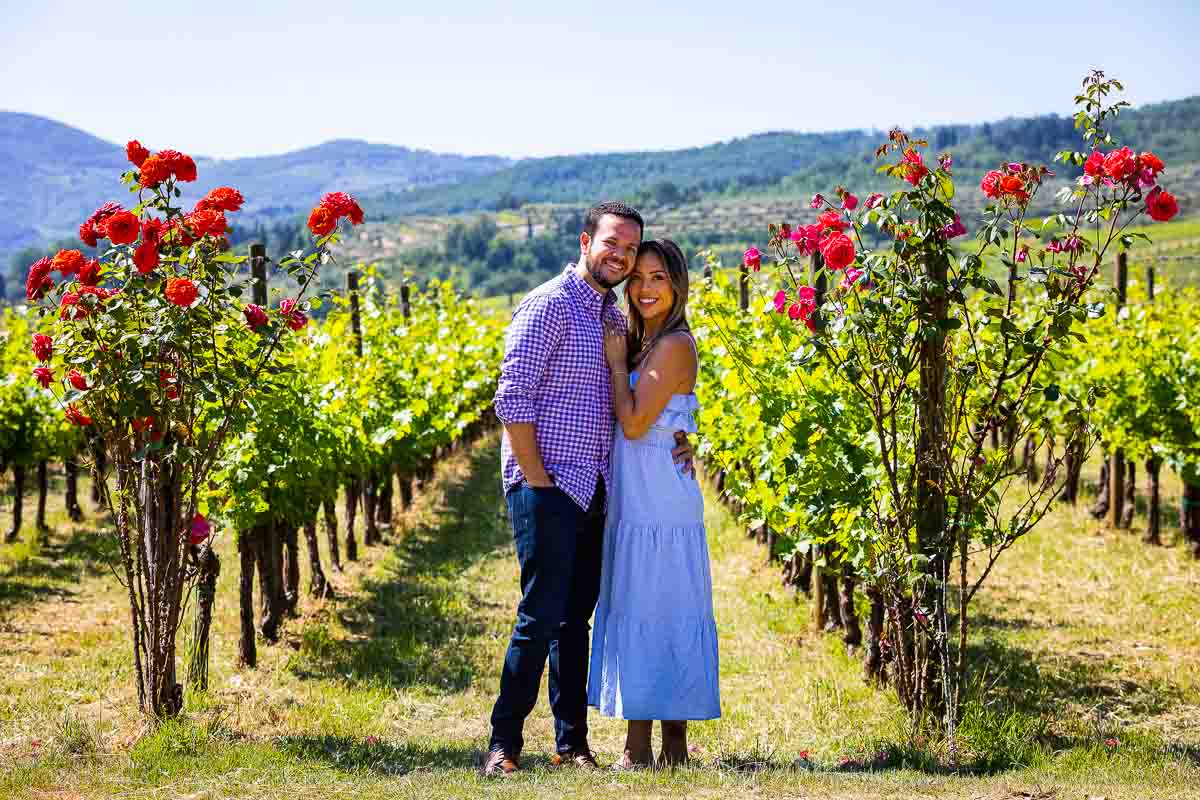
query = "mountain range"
(0, 111, 509, 264)
(3, 96, 1198, 279)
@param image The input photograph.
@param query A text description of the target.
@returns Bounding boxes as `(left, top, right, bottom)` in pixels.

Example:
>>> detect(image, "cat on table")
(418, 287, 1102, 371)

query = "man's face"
(580, 214, 641, 289)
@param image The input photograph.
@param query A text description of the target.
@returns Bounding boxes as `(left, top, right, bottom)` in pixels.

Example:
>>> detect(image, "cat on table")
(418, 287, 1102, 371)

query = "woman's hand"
(604, 319, 628, 371)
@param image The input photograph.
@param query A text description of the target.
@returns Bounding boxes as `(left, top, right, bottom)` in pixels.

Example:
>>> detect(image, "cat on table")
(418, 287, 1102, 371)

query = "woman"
(588, 239, 720, 768)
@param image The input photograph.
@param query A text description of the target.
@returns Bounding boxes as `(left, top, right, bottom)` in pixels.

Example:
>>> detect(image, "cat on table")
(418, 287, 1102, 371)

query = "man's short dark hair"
(584, 201, 644, 239)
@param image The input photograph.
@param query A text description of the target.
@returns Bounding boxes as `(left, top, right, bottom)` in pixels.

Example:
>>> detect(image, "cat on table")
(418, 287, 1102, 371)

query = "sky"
(3, 1, 1199, 161)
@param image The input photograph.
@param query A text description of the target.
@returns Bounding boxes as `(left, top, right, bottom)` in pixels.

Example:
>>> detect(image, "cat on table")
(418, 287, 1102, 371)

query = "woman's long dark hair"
(624, 239, 691, 370)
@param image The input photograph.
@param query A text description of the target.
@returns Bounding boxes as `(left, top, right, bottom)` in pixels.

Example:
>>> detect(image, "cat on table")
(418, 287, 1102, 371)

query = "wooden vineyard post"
(1109, 252, 1128, 530)
(809, 251, 828, 635)
(812, 545, 825, 635)
(1144, 258, 1164, 543)
(738, 261, 749, 311)
(348, 271, 363, 358)
(250, 243, 267, 306)
(238, 242, 269, 668)
(386, 284, 415, 524)
(346, 271, 368, 553)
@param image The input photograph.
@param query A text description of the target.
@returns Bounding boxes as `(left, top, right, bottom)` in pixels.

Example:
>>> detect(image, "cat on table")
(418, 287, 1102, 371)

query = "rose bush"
(698, 71, 1180, 736)
(22, 141, 362, 717)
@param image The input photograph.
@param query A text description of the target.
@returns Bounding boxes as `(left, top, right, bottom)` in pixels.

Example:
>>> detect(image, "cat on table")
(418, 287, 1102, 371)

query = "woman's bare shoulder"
(645, 331, 698, 388)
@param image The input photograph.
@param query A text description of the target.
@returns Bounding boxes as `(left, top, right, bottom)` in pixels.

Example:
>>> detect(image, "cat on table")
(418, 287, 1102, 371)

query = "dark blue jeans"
(489, 478, 605, 756)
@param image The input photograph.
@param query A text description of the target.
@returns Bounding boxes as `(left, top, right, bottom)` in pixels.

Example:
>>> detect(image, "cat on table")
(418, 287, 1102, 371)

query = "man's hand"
(525, 471, 555, 488)
(672, 431, 696, 479)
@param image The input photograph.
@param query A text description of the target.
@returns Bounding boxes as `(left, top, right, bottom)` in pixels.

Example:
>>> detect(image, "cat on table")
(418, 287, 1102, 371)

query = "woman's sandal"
(610, 752, 653, 771)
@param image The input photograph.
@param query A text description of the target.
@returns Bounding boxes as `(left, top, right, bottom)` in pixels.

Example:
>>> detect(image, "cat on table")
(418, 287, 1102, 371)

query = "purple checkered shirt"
(494, 266, 627, 511)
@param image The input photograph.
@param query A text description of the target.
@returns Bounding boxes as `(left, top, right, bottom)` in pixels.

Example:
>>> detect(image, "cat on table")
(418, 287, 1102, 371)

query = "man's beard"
(585, 250, 622, 289)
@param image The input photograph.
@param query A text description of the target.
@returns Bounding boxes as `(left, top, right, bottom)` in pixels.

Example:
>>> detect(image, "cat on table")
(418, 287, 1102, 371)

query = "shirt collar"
(563, 264, 613, 318)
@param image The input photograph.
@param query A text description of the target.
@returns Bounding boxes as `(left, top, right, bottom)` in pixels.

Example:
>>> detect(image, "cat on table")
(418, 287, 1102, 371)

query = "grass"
(1, 434, 1199, 798)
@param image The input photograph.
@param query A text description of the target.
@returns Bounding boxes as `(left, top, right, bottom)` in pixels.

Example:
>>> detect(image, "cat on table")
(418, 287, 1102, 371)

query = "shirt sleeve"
(493, 292, 567, 425)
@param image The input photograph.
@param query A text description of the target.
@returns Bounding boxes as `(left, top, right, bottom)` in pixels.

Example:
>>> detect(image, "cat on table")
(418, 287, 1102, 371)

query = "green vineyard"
(3, 71, 1200, 800)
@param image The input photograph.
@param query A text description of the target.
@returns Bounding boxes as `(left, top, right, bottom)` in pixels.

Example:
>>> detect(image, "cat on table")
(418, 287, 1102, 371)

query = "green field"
(1, 433, 1198, 798)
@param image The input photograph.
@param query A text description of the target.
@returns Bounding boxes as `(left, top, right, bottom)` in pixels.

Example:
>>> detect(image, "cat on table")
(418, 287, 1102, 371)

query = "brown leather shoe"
(550, 748, 600, 769)
(482, 748, 520, 776)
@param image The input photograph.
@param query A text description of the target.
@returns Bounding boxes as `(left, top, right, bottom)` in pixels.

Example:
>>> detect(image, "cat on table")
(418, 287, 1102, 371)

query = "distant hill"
(366, 96, 1200, 216)
(0, 111, 510, 263)
(6, 96, 1199, 298)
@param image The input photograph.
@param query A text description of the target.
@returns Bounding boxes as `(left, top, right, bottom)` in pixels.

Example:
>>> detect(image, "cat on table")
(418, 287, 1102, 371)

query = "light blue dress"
(587, 369, 721, 720)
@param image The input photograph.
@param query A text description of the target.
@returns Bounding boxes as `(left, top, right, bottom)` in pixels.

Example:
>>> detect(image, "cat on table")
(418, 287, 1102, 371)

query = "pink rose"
(743, 247, 762, 271)
(190, 514, 212, 546)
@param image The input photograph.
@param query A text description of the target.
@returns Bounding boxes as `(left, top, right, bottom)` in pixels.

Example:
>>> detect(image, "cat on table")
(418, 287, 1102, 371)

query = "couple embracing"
(485, 202, 720, 774)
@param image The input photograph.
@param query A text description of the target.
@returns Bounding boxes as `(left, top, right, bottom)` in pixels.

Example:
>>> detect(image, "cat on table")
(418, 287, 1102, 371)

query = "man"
(485, 201, 693, 775)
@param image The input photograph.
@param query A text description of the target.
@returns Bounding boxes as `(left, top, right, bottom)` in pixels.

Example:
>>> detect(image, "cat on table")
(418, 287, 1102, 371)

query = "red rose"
(320, 191, 364, 225)
(31, 333, 53, 362)
(139, 155, 170, 188)
(157, 149, 197, 182)
(64, 405, 93, 427)
(165, 278, 199, 307)
(307, 206, 338, 236)
(1146, 188, 1179, 222)
(980, 170, 1003, 199)
(196, 186, 245, 213)
(79, 220, 99, 247)
(78, 258, 102, 286)
(33, 367, 54, 389)
(59, 291, 89, 320)
(173, 154, 197, 182)
(186, 209, 227, 238)
(102, 210, 140, 245)
(818, 210, 847, 232)
(68, 369, 89, 391)
(842, 193, 858, 211)
(1103, 146, 1136, 181)
(999, 175, 1026, 196)
(142, 217, 165, 245)
(133, 241, 160, 274)
(1138, 152, 1165, 175)
(52, 249, 87, 276)
(126, 140, 150, 167)
(902, 148, 929, 185)
(87, 202, 123, 227)
(243, 303, 269, 330)
(1083, 150, 1105, 179)
(819, 231, 856, 271)
(26, 257, 54, 301)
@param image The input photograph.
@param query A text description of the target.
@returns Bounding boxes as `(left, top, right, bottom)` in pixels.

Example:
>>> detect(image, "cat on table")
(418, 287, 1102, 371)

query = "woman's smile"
(628, 251, 674, 323)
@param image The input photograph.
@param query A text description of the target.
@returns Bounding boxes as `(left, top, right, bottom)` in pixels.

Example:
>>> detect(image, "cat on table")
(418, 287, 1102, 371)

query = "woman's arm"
(603, 326, 697, 440)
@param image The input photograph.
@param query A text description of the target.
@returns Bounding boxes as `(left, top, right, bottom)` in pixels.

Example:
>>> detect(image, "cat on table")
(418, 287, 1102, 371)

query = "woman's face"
(628, 250, 674, 323)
